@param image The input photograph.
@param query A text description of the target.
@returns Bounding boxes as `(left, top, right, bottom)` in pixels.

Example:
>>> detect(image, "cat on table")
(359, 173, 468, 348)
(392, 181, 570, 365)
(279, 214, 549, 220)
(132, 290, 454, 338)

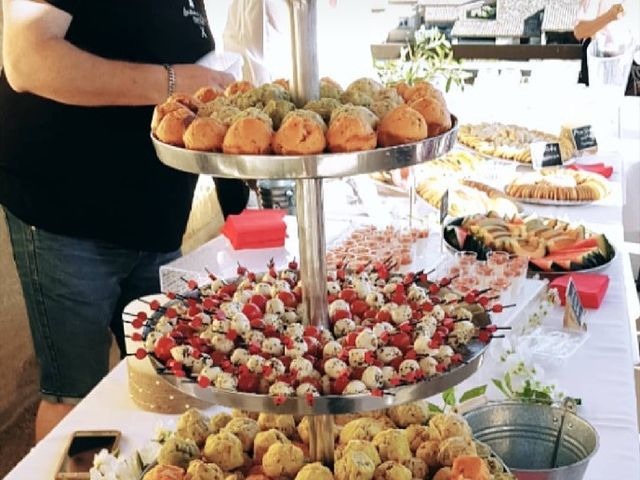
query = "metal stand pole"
(288, 0, 320, 107)
(288, 0, 333, 465)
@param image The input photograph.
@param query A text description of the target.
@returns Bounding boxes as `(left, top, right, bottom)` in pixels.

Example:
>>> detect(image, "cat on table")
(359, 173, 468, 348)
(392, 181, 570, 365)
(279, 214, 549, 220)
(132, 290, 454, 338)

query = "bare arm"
(574, 4, 623, 41)
(2, 0, 234, 106)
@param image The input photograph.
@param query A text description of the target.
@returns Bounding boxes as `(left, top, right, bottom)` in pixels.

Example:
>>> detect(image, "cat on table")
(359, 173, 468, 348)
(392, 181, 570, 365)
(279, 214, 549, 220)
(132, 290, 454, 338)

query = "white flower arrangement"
(89, 421, 173, 480)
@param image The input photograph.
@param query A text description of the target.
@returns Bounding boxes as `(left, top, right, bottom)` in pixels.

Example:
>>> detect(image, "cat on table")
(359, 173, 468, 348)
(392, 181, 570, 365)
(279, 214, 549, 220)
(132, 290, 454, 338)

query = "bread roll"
(223, 116, 273, 155)
(272, 110, 327, 155)
(183, 117, 228, 151)
(320, 77, 344, 99)
(155, 108, 195, 146)
(273, 78, 290, 91)
(194, 86, 224, 103)
(151, 101, 191, 133)
(327, 114, 377, 153)
(402, 82, 436, 104)
(166, 93, 202, 113)
(410, 96, 452, 137)
(225, 80, 254, 97)
(377, 105, 428, 147)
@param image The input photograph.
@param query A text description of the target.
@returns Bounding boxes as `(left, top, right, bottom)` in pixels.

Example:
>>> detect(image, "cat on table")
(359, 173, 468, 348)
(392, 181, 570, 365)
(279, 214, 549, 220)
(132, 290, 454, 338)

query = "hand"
(173, 64, 235, 95)
(607, 3, 624, 21)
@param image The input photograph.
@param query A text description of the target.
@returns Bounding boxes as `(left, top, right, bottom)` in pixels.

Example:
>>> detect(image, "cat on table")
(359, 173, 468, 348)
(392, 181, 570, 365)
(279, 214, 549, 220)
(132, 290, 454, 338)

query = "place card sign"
(440, 189, 449, 225)
(530, 142, 563, 169)
(571, 125, 598, 152)
(563, 278, 586, 331)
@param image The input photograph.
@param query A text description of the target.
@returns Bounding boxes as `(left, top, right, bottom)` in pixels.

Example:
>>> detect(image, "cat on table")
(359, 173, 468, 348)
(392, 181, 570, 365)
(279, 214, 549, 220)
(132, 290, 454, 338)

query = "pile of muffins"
(142, 405, 515, 480)
(151, 77, 453, 156)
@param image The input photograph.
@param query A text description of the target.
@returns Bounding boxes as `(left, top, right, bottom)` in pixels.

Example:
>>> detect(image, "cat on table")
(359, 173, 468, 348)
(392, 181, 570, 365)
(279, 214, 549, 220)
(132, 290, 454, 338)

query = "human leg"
(4, 210, 137, 440)
(111, 249, 180, 357)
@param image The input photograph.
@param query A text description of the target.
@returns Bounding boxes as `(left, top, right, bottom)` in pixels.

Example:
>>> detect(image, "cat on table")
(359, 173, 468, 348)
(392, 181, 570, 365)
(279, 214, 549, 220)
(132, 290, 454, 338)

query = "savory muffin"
(342, 439, 382, 466)
(262, 443, 305, 478)
(401, 81, 437, 104)
(157, 436, 200, 469)
(209, 412, 233, 434)
(194, 86, 224, 103)
(437, 436, 478, 466)
(373, 461, 412, 480)
(263, 99, 297, 130)
(222, 417, 260, 452)
(186, 459, 225, 480)
(143, 464, 185, 480)
(415, 440, 440, 467)
(377, 105, 428, 147)
(403, 424, 431, 452)
(222, 108, 274, 155)
(253, 429, 290, 462)
(295, 462, 335, 480)
(345, 77, 384, 98)
(409, 96, 451, 137)
(183, 116, 228, 151)
(151, 100, 191, 133)
(335, 451, 376, 480)
(167, 93, 203, 113)
(272, 110, 327, 155)
(372, 429, 412, 463)
(155, 108, 196, 146)
(388, 402, 429, 428)
(225, 80, 254, 97)
(339, 418, 384, 444)
(304, 98, 342, 123)
(428, 413, 472, 442)
(257, 413, 297, 437)
(203, 431, 245, 470)
(175, 408, 211, 447)
(320, 77, 344, 99)
(330, 105, 379, 130)
(400, 457, 429, 480)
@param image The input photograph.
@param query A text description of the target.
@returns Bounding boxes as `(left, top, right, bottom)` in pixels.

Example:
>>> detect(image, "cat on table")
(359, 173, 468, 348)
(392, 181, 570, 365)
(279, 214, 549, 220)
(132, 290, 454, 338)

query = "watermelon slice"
(560, 237, 598, 251)
(530, 258, 554, 272)
(453, 226, 468, 249)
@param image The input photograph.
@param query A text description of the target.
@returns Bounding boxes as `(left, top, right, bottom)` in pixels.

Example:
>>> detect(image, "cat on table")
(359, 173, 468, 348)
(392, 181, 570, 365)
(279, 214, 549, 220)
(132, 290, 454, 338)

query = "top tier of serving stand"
(150, 0, 470, 464)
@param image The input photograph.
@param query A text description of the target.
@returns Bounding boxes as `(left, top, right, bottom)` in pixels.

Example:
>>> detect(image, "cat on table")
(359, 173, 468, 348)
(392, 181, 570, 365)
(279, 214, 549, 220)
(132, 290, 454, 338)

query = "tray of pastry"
(504, 167, 610, 206)
(151, 77, 458, 179)
(136, 262, 497, 416)
(135, 407, 515, 480)
(458, 122, 575, 165)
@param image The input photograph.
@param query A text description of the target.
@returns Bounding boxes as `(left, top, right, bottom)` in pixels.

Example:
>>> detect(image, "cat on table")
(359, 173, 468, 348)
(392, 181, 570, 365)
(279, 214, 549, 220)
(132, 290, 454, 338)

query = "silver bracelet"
(163, 64, 176, 97)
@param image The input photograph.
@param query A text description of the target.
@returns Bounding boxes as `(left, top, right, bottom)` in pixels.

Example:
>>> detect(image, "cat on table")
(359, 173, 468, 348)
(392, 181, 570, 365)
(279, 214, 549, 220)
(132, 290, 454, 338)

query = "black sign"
(440, 189, 449, 225)
(566, 278, 585, 328)
(571, 125, 598, 151)
(531, 142, 563, 169)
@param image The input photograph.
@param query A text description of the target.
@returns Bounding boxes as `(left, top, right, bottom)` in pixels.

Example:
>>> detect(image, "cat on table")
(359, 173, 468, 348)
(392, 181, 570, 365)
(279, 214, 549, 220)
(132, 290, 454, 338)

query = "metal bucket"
(464, 401, 598, 480)
(257, 179, 296, 215)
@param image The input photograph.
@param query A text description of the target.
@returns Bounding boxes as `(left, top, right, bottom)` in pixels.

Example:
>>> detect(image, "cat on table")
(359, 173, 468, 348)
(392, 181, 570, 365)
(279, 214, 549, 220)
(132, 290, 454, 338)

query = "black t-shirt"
(0, 0, 213, 252)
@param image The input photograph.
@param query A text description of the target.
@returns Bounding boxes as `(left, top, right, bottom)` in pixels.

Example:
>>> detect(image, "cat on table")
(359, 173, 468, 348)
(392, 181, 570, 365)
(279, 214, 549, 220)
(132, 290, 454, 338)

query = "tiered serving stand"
(150, 0, 478, 466)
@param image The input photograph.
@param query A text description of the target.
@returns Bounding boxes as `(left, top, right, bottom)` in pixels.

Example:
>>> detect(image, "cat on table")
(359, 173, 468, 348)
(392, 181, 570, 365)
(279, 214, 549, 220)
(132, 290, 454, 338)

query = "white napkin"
(196, 50, 244, 81)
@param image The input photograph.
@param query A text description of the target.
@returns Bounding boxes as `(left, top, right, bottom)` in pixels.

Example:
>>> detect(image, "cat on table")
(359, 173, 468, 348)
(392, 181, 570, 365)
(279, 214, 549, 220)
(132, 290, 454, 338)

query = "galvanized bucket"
(464, 400, 598, 480)
(257, 179, 296, 215)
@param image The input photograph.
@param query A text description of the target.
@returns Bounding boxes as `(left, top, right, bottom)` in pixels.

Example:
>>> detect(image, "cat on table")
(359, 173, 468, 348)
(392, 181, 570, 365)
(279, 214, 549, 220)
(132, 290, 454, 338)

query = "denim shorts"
(4, 209, 180, 404)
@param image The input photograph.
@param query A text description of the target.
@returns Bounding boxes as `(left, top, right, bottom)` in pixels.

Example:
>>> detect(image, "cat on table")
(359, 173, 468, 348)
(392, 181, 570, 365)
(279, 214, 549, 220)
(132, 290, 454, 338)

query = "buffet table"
(6, 143, 640, 478)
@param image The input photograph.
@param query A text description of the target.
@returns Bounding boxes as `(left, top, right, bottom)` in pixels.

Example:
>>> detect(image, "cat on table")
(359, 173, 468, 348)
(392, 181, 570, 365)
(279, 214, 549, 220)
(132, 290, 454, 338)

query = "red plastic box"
(549, 273, 609, 309)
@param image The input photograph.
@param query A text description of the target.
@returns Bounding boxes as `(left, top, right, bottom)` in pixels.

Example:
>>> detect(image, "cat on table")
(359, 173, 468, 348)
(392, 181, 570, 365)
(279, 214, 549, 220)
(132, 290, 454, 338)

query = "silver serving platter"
(145, 297, 489, 416)
(507, 197, 597, 207)
(151, 117, 458, 179)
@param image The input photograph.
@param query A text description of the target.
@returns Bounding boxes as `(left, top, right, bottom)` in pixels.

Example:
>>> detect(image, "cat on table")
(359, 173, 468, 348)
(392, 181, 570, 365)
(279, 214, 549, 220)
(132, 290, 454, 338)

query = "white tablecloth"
(6, 149, 640, 479)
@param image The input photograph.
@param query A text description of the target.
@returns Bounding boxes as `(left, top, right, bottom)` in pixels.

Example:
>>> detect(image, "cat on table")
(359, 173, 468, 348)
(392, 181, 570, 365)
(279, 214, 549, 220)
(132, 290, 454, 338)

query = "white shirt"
(223, 0, 291, 85)
(577, 0, 640, 54)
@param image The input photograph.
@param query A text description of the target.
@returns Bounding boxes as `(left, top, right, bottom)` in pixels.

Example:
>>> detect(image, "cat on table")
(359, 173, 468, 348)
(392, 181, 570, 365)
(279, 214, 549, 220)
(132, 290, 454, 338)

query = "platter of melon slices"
(443, 212, 616, 275)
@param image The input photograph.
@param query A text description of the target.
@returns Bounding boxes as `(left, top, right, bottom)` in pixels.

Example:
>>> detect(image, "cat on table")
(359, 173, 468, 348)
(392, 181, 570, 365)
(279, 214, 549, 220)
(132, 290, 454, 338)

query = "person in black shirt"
(0, 0, 243, 440)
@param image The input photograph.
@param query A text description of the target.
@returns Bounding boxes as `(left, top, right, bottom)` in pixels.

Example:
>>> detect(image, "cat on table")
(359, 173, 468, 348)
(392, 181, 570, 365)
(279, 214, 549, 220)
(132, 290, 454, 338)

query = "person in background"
(0, 0, 240, 441)
(574, 1, 640, 94)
